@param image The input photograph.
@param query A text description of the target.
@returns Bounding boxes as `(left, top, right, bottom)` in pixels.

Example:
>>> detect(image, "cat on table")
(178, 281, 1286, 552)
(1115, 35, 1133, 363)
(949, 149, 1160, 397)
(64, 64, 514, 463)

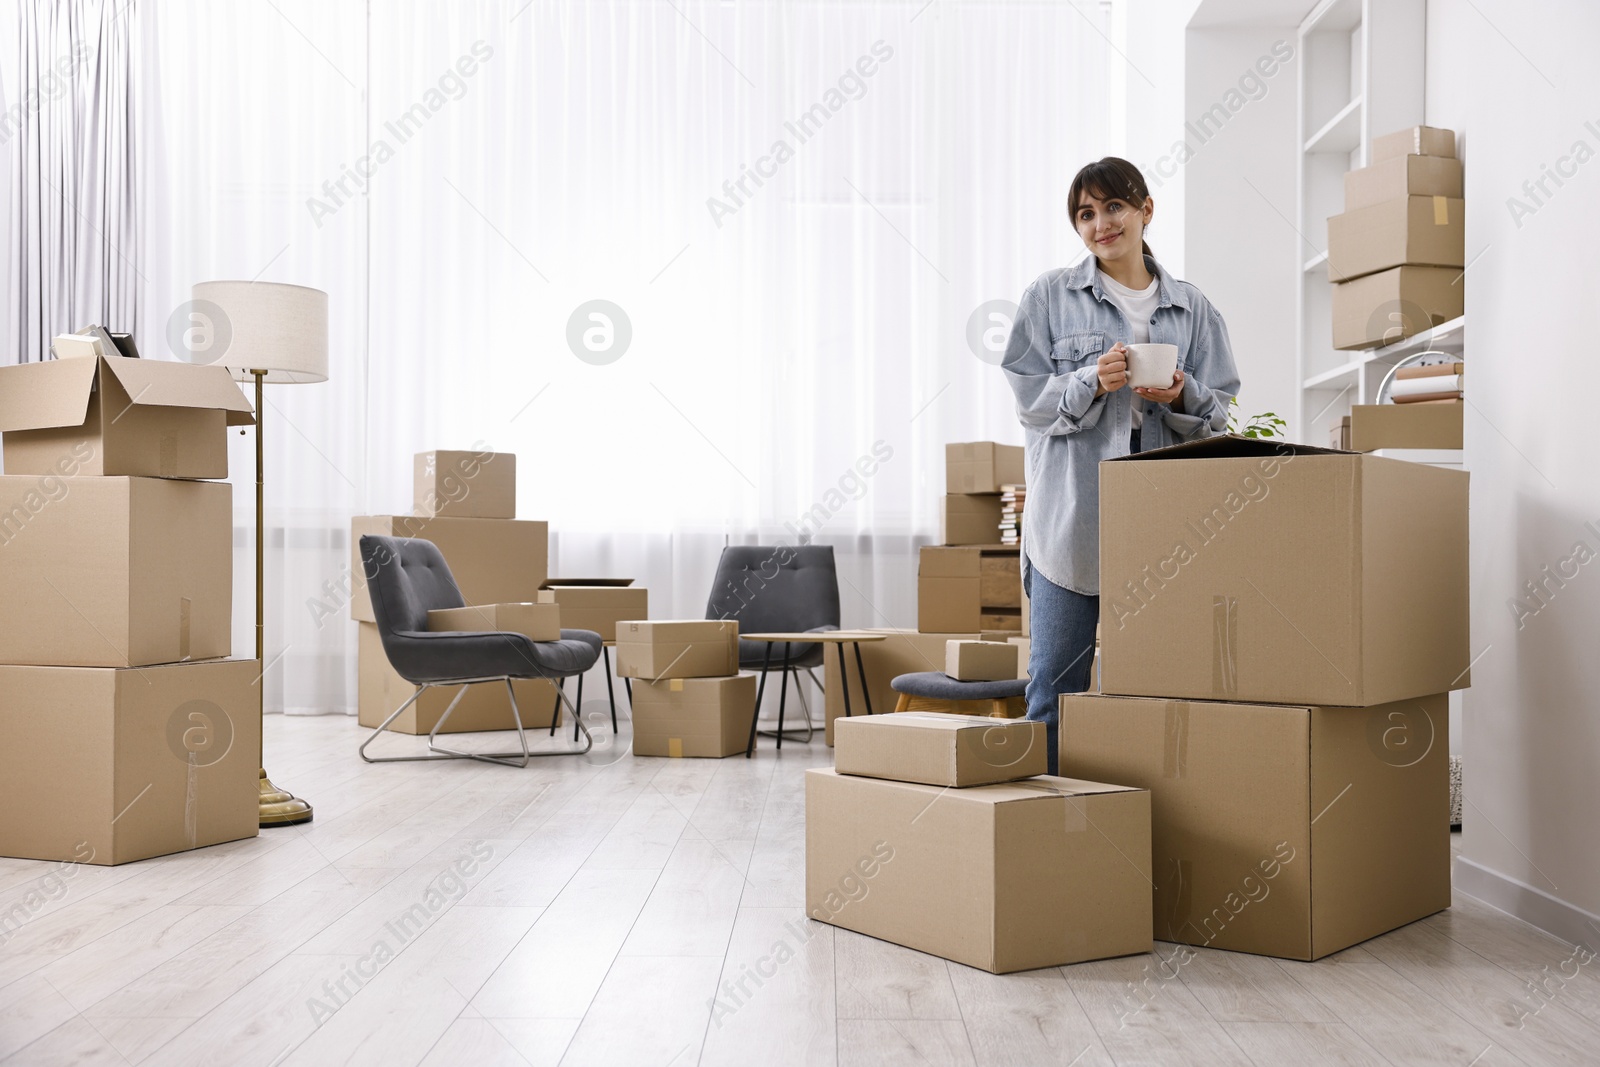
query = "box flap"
(1107, 433, 1342, 463)
(865, 711, 1013, 732)
(982, 775, 1146, 802)
(539, 577, 635, 588)
(0, 356, 99, 431)
(100, 356, 257, 425)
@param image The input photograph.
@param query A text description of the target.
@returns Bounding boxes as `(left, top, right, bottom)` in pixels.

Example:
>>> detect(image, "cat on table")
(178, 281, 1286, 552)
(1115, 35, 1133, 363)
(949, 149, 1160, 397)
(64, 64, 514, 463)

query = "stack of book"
(1391, 361, 1463, 404)
(999, 484, 1025, 546)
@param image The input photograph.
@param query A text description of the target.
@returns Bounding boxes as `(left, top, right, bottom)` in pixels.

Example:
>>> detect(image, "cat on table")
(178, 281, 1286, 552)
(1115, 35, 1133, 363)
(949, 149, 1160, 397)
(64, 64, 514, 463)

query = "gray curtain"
(3, 0, 140, 363)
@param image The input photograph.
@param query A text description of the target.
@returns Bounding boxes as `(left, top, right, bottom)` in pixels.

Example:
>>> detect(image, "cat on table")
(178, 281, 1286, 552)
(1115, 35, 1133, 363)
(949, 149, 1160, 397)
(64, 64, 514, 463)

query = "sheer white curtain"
(140, 0, 1110, 715)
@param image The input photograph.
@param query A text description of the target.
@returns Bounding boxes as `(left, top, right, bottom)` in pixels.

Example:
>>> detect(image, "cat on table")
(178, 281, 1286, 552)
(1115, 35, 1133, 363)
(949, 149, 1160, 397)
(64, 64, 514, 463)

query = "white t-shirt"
(1098, 267, 1161, 428)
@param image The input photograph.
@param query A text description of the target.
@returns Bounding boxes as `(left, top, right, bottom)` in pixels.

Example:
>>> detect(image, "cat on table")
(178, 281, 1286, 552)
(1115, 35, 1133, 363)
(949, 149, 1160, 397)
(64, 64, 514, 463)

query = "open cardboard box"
(536, 585, 648, 643)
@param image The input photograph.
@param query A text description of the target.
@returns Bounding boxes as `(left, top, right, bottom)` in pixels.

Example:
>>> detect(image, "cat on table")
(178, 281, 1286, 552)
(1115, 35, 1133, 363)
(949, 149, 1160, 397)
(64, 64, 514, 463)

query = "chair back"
(705, 545, 840, 635)
(360, 535, 467, 638)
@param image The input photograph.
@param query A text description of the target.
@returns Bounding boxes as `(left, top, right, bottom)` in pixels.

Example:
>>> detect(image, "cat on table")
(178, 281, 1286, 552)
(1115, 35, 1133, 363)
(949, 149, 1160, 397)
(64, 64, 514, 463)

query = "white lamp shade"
(191, 280, 329, 384)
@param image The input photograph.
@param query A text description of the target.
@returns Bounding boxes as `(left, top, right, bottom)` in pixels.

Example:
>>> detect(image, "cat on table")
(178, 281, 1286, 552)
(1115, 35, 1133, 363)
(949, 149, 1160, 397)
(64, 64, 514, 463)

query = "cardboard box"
(1331, 265, 1464, 351)
(918, 546, 1021, 632)
(944, 640, 1019, 682)
(1370, 125, 1457, 163)
(1346, 402, 1463, 451)
(615, 620, 738, 680)
(1344, 154, 1462, 212)
(824, 628, 983, 745)
(1327, 196, 1464, 283)
(0, 354, 255, 479)
(805, 769, 1151, 972)
(1099, 436, 1469, 706)
(1007, 636, 1031, 680)
(357, 622, 557, 734)
(0, 476, 231, 667)
(1059, 691, 1451, 960)
(1329, 418, 1352, 451)
(427, 602, 561, 643)
(0, 659, 261, 865)
(535, 585, 647, 643)
(941, 493, 1003, 545)
(350, 515, 548, 623)
(414, 450, 516, 519)
(631, 672, 756, 758)
(834, 712, 1045, 787)
(946, 442, 1024, 494)
(979, 554, 1022, 607)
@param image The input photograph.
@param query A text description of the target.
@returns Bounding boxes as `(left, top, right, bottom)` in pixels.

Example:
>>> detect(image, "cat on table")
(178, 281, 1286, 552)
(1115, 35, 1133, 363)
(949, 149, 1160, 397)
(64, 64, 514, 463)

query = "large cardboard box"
(427, 602, 561, 643)
(0, 659, 261, 865)
(1370, 125, 1456, 163)
(631, 673, 756, 758)
(615, 620, 738, 680)
(0, 476, 231, 667)
(535, 585, 648, 643)
(806, 769, 1151, 972)
(357, 622, 557, 734)
(944, 640, 1019, 681)
(1059, 691, 1451, 960)
(941, 494, 1003, 545)
(1099, 436, 1469, 706)
(946, 442, 1023, 494)
(823, 627, 982, 745)
(1327, 196, 1465, 283)
(918, 546, 1020, 633)
(0, 354, 255, 479)
(414, 450, 516, 519)
(1331, 264, 1464, 351)
(834, 712, 1045, 787)
(350, 515, 548, 623)
(1344, 154, 1462, 212)
(1346, 402, 1464, 451)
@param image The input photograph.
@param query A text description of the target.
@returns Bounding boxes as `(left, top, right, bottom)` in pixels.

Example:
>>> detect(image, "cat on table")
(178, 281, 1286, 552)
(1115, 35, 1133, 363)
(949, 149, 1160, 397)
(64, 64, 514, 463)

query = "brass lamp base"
(259, 768, 314, 827)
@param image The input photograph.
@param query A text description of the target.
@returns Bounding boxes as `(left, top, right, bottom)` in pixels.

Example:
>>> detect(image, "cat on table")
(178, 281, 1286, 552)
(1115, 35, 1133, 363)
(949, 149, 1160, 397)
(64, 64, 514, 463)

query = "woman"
(1001, 156, 1240, 773)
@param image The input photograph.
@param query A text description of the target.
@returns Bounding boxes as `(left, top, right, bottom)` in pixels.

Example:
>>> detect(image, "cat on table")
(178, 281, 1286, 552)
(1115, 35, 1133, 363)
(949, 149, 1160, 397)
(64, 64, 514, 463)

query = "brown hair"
(1068, 156, 1155, 261)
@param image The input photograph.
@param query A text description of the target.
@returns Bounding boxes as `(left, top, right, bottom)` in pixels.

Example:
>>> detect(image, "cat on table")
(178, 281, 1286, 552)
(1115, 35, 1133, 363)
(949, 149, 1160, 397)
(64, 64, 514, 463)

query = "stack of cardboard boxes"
(807, 712, 1152, 973)
(1063, 435, 1467, 960)
(0, 352, 263, 865)
(616, 620, 754, 757)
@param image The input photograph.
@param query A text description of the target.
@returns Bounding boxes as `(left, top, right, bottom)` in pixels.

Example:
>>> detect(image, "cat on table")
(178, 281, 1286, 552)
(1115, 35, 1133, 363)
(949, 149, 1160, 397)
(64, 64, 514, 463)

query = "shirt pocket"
(1050, 330, 1105, 368)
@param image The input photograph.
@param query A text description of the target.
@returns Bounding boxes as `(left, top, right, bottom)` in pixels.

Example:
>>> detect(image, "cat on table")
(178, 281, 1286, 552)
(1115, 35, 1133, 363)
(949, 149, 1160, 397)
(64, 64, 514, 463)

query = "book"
(1394, 390, 1463, 404)
(1391, 373, 1463, 400)
(1394, 361, 1464, 380)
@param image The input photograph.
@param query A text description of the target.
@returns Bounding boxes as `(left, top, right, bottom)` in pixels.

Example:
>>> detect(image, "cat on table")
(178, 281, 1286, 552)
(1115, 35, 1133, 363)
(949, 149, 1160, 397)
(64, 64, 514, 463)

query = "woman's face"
(1074, 191, 1152, 264)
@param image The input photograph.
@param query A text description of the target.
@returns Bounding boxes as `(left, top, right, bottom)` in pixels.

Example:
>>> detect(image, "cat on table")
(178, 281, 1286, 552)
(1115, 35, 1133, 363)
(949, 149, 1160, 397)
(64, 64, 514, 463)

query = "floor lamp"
(195, 280, 329, 828)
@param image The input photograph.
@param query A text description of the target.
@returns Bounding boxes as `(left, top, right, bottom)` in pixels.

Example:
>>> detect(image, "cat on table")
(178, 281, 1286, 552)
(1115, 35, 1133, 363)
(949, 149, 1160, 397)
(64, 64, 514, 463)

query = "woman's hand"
(1135, 368, 1186, 412)
(1095, 344, 1129, 398)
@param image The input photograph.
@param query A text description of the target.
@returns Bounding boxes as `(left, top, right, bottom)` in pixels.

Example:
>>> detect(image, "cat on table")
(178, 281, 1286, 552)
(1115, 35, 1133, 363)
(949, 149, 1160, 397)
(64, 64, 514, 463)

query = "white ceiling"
(1188, 0, 1321, 28)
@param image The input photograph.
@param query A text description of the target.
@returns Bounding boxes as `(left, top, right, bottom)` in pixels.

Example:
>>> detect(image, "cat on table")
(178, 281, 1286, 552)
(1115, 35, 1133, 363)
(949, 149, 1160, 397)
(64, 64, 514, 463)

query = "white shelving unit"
(1294, 0, 1428, 444)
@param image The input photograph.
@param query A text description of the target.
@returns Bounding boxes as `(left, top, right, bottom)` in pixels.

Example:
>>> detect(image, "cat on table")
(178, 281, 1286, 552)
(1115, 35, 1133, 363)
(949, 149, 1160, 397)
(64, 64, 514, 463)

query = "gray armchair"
(359, 534, 603, 766)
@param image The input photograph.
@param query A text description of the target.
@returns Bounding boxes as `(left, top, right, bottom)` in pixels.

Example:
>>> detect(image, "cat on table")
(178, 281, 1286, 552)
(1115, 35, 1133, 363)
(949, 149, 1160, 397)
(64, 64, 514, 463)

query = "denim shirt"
(1000, 254, 1241, 595)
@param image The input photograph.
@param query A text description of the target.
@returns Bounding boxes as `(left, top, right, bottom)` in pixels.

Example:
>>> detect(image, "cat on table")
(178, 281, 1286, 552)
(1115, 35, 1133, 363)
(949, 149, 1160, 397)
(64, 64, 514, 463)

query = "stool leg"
(603, 646, 619, 733)
(894, 693, 911, 713)
(854, 642, 874, 715)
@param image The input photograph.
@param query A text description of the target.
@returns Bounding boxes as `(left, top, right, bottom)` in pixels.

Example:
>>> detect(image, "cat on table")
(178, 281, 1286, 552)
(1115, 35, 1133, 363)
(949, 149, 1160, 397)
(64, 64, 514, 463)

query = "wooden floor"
(3, 712, 1599, 1067)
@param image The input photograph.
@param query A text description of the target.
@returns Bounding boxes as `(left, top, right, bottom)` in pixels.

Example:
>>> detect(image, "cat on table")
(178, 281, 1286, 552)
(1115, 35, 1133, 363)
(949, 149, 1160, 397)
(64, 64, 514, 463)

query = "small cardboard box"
(427, 602, 561, 643)
(535, 585, 647, 643)
(823, 628, 983, 744)
(805, 768, 1151, 972)
(0, 476, 232, 667)
(1007, 636, 1031, 680)
(1344, 154, 1462, 212)
(1347, 402, 1463, 451)
(615, 620, 738, 680)
(414, 450, 516, 520)
(350, 515, 548, 623)
(1370, 125, 1457, 163)
(631, 672, 756, 758)
(1327, 196, 1464, 283)
(0, 354, 255, 479)
(1331, 264, 1464, 351)
(946, 442, 1024, 494)
(918, 546, 1021, 633)
(941, 493, 1004, 545)
(358, 622, 557, 734)
(945, 640, 1020, 682)
(1059, 691, 1451, 960)
(834, 712, 1045, 787)
(1099, 436, 1469, 706)
(0, 659, 261, 865)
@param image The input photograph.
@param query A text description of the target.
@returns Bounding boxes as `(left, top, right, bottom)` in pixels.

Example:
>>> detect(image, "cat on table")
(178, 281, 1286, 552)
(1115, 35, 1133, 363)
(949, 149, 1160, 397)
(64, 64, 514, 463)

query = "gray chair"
(706, 545, 840, 743)
(359, 534, 603, 766)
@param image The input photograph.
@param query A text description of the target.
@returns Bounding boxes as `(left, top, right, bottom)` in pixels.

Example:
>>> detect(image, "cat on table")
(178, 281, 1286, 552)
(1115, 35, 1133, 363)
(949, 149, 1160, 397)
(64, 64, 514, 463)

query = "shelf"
(1366, 314, 1465, 362)
(1303, 360, 1361, 389)
(1304, 95, 1362, 154)
(1303, 250, 1329, 273)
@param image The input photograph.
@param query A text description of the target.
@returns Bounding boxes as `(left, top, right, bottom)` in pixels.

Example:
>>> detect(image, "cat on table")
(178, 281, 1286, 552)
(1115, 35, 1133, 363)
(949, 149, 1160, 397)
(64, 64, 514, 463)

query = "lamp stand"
(253, 370, 314, 827)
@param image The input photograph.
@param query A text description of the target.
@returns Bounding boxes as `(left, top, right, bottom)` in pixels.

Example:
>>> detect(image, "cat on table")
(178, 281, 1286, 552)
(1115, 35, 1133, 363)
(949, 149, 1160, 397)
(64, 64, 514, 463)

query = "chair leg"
(358, 685, 432, 763)
(603, 645, 619, 734)
(574, 672, 585, 741)
(430, 677, 594, 761)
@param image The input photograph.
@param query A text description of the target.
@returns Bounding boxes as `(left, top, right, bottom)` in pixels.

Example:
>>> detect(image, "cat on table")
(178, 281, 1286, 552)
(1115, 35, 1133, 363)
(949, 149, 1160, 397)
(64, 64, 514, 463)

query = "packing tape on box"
(1162, 857, 1194, 941)
(1163, 702, 1189, 779)
(179, 597, 192, 660)
(669, 678, 684, 692)
(668, 738, 683, 758)
(1433, 195, 1449, 225)
(1211, 595, 1239, 699)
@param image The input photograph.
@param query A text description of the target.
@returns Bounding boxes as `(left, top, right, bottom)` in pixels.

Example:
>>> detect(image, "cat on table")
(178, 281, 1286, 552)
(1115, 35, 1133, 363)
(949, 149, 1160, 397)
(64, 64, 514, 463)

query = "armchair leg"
(360, 676, 593, 765)
(549, 678, 562, 737)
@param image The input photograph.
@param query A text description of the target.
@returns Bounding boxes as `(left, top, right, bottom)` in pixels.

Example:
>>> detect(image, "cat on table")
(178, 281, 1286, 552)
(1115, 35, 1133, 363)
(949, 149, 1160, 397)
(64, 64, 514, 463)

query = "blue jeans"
(1023, 558, 1100, 776)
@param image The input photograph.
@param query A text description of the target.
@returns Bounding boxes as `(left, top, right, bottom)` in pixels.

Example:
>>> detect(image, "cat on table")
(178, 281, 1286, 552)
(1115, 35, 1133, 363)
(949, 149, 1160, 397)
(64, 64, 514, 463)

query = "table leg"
(854, 642, 875, 715)
(837, 642, 854, 720)
(776, 643, 791, 749)
(745, 641, 772, 758)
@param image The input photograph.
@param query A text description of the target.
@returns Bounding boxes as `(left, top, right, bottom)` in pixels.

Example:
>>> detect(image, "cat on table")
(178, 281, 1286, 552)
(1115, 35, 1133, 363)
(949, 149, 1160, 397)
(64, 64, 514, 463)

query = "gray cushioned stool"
(889, 672, 1027, 719)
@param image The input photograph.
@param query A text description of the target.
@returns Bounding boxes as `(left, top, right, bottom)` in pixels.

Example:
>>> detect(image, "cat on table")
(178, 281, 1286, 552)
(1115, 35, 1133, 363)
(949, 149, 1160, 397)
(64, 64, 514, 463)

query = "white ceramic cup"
(1125, 343, 1179, 390)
